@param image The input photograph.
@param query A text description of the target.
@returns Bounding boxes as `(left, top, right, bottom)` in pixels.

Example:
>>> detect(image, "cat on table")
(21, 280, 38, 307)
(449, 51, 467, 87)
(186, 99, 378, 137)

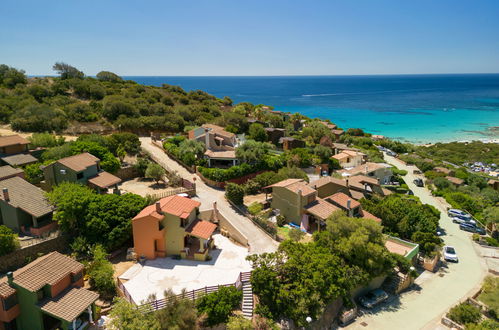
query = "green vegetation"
(478, 276, 499, 318)
(415, 141, 499, 165)
(196, 286, 242, 327)
(226, 316, 253, 330)
(48, 182, 148, 252)
(87, 245, 116, 297)
(225, 183, 245, 205)
(249, 215, 399, 326)
(154, 289, 199, 330)
(0, 225, 19, 256)
(108, 298, 160, 330)
(248, 202, 264, 215)
(163, 136, 206, 167)
(145, 163, 166, 184)
(448, 302, 482, 326)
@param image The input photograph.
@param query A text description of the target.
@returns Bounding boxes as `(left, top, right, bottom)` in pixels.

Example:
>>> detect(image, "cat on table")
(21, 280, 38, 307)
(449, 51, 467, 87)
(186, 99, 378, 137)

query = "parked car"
(443, 245, 458, 262)
(413, 169, 422, 174)
(452, 216, 476, 225)
(459, 223, 486, 235)
(358, 289, 389, 308)
(386, 151, 397, 157)
(413, 178, 424, 187)
(448, 209, 471, 220)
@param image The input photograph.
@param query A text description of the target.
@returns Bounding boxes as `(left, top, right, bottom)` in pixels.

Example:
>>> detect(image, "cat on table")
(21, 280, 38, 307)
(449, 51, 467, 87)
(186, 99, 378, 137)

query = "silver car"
(443, 245, 458, 262)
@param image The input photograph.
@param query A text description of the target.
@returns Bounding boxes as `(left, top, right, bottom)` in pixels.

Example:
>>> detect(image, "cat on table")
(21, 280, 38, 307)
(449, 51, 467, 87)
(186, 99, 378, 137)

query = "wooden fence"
(146, 186, 195, 200)
(120, 271, 252, 313)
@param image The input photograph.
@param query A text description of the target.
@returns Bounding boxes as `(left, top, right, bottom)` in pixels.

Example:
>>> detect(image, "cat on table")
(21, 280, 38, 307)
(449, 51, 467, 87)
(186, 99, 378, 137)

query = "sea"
(126, 74, 499, 144)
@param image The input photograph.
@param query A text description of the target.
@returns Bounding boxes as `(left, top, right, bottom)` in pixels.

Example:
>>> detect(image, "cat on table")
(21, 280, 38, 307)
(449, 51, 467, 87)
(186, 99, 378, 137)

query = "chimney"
(155, 201, 162, 214)
(364, 183, 368, 191)
(346, 179, 349, 187)
(2, 188, 9, 202)
(204, 128, 210, 148)
(6, 272, 13, 285)
(347, 199, 353, 217)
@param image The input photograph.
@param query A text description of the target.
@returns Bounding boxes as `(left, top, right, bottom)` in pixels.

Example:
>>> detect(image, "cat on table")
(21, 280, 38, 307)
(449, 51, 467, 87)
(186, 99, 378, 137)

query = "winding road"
(140, 137, 278, 255)
(345, 154, 488, 330)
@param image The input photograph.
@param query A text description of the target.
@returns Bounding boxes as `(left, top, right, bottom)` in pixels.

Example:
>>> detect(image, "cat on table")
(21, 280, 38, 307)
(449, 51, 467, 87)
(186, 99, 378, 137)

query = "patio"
(119, 234, 251, 304)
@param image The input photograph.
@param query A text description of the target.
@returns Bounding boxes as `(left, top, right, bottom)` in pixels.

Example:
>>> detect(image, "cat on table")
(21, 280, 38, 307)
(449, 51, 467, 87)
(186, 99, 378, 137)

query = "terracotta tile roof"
(325, 192, 361, 210)
(39, 287, 98, 322)
(0, 165, 23, 180)
(434, 167, 452, 175)
(0, 176, 53, 217)
(310, 176, 347, 189)
(0, 277, 16, 298)
(267, 179, 316, 196)
(185, 219, 217, 240)
(349, 189, 366, 200)
(304, 198, 340, 220)
(1, 153, 37, 166)
(204, 149, 237, 159)
(488, 179, 498, 185)
(381, 188, 393, 196)
(348, 175, 379, 186)
(0, 135, 29, 148)
(339, 162, 390, 176)
(13, 252, 84, 292)
(134, 195, 201, 220)
(57, 153, 99, 172)
(446, 176, 464, 185)
(332, 152, 350, 161)
(87, 171, 121, 188)
(202, 124, 235, 139)
(331, 129, 344, 135)
(360, 209, 382, 223)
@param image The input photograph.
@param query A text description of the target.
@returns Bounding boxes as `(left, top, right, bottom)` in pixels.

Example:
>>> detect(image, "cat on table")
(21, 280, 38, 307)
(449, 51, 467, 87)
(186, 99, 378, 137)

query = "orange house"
(132, 195, 217, 261)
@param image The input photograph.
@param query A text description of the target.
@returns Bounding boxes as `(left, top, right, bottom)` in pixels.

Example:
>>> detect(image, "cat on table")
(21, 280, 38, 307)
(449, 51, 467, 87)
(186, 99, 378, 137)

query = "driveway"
(344, 154, 488, 330)
(140, 137, 279, 254)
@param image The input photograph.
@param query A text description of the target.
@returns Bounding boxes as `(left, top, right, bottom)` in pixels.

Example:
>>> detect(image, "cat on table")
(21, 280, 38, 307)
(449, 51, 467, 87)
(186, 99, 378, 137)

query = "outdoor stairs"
(382, 272, 406, 294)
(241, 272, 254, 319)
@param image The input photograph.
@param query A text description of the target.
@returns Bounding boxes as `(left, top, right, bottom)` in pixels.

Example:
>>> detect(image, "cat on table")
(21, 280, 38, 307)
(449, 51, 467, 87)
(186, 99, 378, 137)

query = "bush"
(289, 228, 305, 242)
(248, 202, 263, 215)
(227, 315, 253, 330)
(28, 133, 65, 148)
(485, 237, 499, 247)
(145, 163, 166, 183)
(88, 245, 116, 297)
(196, 286, 242, 327)
(472, 233, 481, 242)
(448, 303, 481, 325)
(253, 216, 277, 237)
(24, 162, 45, 184)
(226, 183, 245, 205)
(0, 225, 19, 256)
(133, 157, 151, 177)
(276, 215, 286, 227)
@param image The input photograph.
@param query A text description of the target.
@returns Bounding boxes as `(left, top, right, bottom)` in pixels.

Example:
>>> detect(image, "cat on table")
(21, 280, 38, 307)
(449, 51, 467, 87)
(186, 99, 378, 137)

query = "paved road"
(140, 137, 279, 254)
(345, 154, 488, 330)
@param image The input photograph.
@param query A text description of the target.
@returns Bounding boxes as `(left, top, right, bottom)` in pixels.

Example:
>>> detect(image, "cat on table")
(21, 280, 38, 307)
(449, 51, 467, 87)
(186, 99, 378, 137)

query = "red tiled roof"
(349, 189, 365, 200)
(185, 219, 217, 240)
(39, 287, 99, 322)
(267, 179, 316, 196)
(446, 176, 464, 185)
(325, 192, 361, 210)
(0, 278, 15, 298)
(134, 195, 201, 220)
(304, 198, 340, 220)
(0, 135, 29, 147)
(310, 176, 347, 189)
(13, 252, 83, 292)
(88, 171, 122, 188)
(57, 153, 99, 172)
(360, 209, 382, 223)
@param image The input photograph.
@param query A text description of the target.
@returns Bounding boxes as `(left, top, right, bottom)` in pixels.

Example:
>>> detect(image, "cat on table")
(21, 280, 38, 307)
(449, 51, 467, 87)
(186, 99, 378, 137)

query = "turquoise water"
(127, 75, 499, 144)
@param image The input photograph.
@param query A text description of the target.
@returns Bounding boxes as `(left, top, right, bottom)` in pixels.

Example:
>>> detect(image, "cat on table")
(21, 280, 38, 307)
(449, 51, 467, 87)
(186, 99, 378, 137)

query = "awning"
(88, 171, 122, 189)
(185, 219, 217, 240)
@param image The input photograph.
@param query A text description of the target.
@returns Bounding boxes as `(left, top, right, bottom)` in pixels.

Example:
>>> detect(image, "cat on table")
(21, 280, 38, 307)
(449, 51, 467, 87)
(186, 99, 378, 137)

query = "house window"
(180, 218, 187, 228)
(76, 172, 84, 179)
(3, 294, 18, 310)
(71, 271, 83, 283)
(158, 221, 164, 231)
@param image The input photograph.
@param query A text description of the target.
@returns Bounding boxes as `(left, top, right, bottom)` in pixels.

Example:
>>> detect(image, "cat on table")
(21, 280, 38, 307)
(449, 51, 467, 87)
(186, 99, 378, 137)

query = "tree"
(236, 140, 274, 164)
(0, 225, 19, 256)
(248, 123, 268, 142)
(196, 286, 242, 327)
(225, 183, 245, 205)
(96, 71, 123, 82)
(24, 162, 45, 184)
(28, 133, 65, 148)
(447, 303, 481, 325)
(87, 245, 116, 297)
(145, 163, 166, 184)
(52, 62, 84, 79)
(483, 206, 499, 227)
(108, 298, 159, 330)
(178, 139, 205, 166)
(11, 104, 68, 132)
(289, 228, 304, 242)
(116, 145, 126, 162)
(154, 289, 199, 330)
(0, 64, 27, 88)
(103, 96, 139, 120)
(313, 144, 333, 163)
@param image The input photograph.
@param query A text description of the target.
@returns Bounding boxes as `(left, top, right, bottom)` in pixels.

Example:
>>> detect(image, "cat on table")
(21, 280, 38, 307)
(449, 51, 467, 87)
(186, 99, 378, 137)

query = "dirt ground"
(0, 124, 78, 141)
(120, 178, 175, 197)
(243, 193, 268, 206)
(110, 251, 136, 279)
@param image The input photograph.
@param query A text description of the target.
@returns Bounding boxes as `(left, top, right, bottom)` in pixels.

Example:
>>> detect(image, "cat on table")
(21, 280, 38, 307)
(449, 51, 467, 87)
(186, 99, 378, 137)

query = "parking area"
(119, 234, 252, 304)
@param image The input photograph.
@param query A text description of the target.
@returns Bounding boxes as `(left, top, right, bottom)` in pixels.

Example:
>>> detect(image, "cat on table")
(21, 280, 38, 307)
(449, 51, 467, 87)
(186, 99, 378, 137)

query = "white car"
(443, 246, 458, 262)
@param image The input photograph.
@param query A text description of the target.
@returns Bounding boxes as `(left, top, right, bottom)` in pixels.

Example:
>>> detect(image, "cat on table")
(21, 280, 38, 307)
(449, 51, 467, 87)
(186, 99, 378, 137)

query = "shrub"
(472, 233, 481, 242)
(0, 225, 19, 256)
(485, 237, 499, 247)
(289, 228, 305, 242)
(133, 157, 151, 177)
(88, 245, 116, 297)
(226, 183, 245, 205)
(253, 216, 277, 237)
(276, 215, 286, 227)
(248, 202, 263, 215)
(448, 303, 481, 325)
(145, 163, 166, 183)
(196, 286, 242, 327)
(227, 315, 253, 330)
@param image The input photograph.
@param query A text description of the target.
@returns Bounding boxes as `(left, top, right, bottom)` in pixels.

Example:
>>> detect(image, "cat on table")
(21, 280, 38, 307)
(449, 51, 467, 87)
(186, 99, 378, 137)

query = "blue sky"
(1, 0, 498, 76)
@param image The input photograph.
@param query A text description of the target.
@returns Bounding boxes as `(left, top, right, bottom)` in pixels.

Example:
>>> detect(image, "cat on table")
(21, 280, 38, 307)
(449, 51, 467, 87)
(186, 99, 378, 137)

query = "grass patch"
(277, 226, 291, 240)
(478, 276, 499, 316)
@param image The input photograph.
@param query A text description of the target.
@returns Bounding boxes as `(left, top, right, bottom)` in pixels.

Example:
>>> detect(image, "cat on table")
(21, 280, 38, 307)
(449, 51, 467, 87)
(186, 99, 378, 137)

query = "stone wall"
(199, 209, 249, 248)
(0, 235, 68, 273)
(116, 166, 140, 181)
